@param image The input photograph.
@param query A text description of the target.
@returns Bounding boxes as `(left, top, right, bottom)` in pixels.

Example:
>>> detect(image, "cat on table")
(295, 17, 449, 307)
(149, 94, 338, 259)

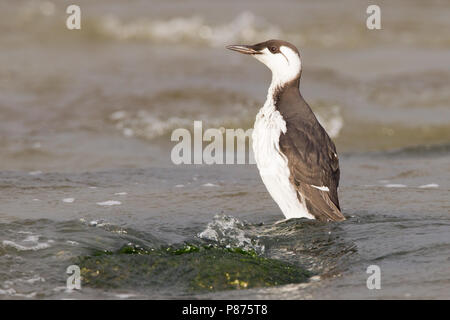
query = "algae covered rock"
(76, 244, 312, 293)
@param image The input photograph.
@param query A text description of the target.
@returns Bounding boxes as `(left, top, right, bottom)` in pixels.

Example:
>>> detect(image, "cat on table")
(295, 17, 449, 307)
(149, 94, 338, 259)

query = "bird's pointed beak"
(226, 44, 262, 55)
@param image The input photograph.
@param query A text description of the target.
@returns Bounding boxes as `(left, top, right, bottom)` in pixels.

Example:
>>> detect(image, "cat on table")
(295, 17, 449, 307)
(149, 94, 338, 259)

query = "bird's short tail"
(300, 185, 346, 222)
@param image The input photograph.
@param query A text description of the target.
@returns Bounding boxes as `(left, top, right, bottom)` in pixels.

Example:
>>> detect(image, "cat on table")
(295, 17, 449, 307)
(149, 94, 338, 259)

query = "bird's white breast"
(252, 93, 314, 220)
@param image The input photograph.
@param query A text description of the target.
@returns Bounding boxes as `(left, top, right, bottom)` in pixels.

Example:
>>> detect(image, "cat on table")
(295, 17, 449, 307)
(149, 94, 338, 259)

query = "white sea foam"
(111, 112, 194, 140)
(2, 240, 51, 251)
(17, 276, 45, 284)
(97, 12, 281, 47)
(0, 288, 16, 296)
(89, 220, 108, 228)
(110, 110, 127, 120)
(28, 171, 42, 176)
(115, 293, 137, 299)
(202, 183, 218, 187)
(13, 292, 38, 298)
(2, 232, 53, 252)
(418, 183, 439, 188)
(62, 198, 75, 203)
(23, 235, 39, 242)
(89, 220, 109, 227)
(81, 218, 113, 229)
(97, 200, 121, 206)
(110, 103, 343, 142)
(384, 184, 407, 188)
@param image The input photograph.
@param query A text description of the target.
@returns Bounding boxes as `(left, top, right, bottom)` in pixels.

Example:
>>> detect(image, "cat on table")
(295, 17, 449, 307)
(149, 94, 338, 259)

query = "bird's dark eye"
(269, 46, 277, 53)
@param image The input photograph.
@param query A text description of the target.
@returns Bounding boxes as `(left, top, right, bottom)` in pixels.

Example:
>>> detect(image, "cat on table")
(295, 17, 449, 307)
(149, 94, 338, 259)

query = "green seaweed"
(75, 243, 312, 293)
(92, 249, 113, 256)
(166, 244, 200, 255)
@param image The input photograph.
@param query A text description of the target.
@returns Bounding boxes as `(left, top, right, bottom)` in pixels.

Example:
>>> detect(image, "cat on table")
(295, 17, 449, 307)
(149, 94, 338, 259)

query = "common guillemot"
(227, 40, 345, 222)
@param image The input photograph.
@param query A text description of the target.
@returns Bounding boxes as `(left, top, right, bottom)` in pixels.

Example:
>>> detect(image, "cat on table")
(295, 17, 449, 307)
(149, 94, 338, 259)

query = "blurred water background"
(0, 0, 449, 299)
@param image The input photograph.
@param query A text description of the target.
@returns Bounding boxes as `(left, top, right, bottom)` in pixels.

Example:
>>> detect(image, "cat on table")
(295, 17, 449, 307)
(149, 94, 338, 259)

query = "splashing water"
(197, 215, 265, 254)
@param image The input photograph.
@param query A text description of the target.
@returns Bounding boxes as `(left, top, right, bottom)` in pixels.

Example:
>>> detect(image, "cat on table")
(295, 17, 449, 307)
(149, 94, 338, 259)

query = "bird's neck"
(265, 76, 300, 106)
(269, 72, 299, 90)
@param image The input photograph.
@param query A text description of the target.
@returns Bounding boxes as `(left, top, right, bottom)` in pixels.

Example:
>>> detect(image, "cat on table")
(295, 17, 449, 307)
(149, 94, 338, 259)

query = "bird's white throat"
(253, 46, 302, 89)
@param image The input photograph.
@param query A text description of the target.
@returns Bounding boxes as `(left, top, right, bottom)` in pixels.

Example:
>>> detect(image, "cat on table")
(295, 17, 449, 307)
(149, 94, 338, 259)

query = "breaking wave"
(10, 1, 450, 49)
(96, 12, 281, 47)
(2, 233, 53, 252)
(109, 104, 343, 140)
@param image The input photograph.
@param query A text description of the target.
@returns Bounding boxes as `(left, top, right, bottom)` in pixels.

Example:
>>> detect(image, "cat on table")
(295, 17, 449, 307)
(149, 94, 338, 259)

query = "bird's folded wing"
(279, 120, 345, 221)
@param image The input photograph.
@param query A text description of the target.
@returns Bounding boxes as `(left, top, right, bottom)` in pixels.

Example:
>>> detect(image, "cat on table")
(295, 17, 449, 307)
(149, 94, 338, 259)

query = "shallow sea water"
(0, 0, 449, 299)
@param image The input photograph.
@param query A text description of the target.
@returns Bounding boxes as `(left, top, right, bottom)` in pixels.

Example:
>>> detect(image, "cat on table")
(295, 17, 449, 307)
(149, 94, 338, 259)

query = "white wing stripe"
(311, 185, 330, 192)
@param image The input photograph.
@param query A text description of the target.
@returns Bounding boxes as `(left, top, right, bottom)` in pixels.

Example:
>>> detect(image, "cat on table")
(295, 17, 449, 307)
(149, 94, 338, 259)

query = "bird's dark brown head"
(226, 39, 302, 85)
(226, 40, 299, 56)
